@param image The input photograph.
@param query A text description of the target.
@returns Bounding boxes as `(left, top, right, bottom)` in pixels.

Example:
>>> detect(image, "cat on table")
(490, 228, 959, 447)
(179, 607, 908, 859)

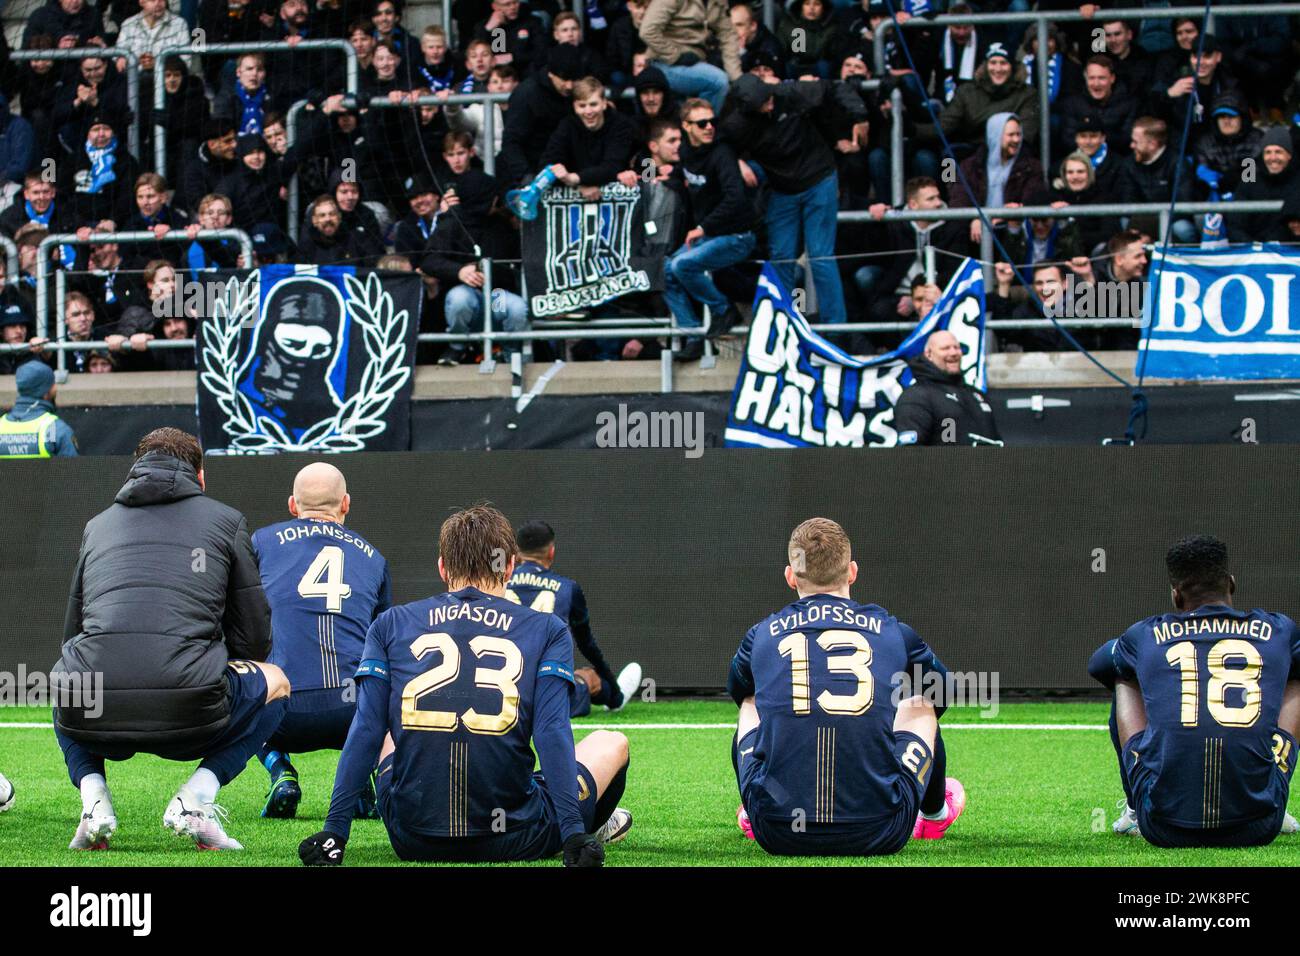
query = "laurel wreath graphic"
(199, 271, 411, 453)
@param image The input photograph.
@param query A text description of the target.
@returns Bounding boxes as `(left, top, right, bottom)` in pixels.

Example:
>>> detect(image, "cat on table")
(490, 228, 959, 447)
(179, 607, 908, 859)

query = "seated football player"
(1089, 535, 1300, 847)
(298, 505, 633, 866)
(507, 520, 643, 715)
(251, 463, 393, 819)
(727, 517, 965, 856)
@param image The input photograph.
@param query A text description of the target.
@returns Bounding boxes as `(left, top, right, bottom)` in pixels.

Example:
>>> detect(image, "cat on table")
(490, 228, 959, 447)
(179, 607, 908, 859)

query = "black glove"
(299, 831, 347, 866)
(562, 833, 605, 867)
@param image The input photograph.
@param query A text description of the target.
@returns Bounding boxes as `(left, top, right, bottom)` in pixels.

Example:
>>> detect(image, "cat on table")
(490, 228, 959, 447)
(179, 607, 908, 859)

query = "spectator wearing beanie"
(923, 42, 1039, 157)
(58, 113, 141, 227)
(1193, 90, 1263, 198)
(1070, 113, 1122, 198)
(500, 45, 584, 186)
(0, 360, 77, 457)
(1229, 126, 1300, 243)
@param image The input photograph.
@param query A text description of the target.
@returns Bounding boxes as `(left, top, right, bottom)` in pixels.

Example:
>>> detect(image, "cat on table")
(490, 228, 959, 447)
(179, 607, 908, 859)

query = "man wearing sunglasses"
(662, 98, 756, 361)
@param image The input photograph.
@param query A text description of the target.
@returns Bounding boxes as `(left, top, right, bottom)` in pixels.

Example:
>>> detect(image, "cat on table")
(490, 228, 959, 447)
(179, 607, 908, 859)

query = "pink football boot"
(737, 804, 755, 840)
(913, 777, 966, 839)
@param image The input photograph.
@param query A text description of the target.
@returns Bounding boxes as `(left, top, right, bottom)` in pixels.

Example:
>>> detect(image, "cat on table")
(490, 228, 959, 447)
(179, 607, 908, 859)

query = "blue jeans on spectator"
(766, 171, 846, 323)
(854, 263, 885, 305)
(651, 59, 730, 114)
(445, 284, 529, 349)
(663, 231, 756, 327)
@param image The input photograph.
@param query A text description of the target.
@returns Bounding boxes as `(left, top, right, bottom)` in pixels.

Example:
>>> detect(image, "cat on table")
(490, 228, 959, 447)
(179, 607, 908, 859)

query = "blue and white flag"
(725, 259, 986, 448)
(196, 265, 421, 453)
(1140, 244, 1300, 381)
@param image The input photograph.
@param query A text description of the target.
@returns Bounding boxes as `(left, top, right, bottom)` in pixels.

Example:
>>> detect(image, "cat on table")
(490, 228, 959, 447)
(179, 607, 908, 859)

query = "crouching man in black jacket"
(893, 331, 1001, 446)
(52, 428, 288, 852)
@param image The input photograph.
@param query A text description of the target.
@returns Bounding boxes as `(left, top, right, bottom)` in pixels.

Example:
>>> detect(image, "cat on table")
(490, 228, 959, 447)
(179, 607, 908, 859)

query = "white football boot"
(69, 796, 117, 850)
(1113, 799, 1141, 836)
(163, 787, 243, 850)
(611, 663, 643, 712)
(596, 807, 633, 844)
(1280, 811, 1299, 834)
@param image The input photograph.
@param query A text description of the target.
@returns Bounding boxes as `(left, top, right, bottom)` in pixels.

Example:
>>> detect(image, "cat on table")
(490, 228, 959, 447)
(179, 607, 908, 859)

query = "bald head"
(290, 462, 350, 522)
(924, 330, 962, 375)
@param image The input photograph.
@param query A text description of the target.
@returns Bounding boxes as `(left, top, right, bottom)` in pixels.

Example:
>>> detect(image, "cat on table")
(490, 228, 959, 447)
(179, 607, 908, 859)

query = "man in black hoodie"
(893, 330, 1000, 446)
(499, 44, 582, 186)
(722, 73, 856, 325)
(52, 428, 287, 853)
(657, 98, 754, 360)
(1117, 115, 1195, 243)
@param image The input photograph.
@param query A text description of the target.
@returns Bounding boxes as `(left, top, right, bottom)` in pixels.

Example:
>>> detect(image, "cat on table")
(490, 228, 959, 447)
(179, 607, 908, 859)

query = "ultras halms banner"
(196, 266, 420, 453)
(1139, 244, 1300, 380)
(724, 259, 986, 448)
(520, 182, 669, 317)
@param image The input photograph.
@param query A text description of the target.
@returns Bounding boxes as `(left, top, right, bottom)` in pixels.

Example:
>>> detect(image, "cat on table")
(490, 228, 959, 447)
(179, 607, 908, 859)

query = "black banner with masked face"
(195, 266, 421, 453)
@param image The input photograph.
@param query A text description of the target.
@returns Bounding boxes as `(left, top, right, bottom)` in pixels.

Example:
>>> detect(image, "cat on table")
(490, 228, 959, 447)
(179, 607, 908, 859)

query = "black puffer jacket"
(53, 453, 271, 751)
(893, 356, 1001, 446)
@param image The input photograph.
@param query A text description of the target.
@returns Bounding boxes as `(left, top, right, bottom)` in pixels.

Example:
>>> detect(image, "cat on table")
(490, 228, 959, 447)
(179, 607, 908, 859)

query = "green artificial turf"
(1, 700, 1296, 867)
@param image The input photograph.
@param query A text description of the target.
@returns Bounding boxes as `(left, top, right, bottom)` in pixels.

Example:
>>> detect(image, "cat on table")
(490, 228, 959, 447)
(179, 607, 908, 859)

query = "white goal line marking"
(0, 721, 1108, 731)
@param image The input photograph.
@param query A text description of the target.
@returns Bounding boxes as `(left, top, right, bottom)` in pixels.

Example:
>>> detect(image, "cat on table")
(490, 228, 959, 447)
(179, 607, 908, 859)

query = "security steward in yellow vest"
(0, 360, 77, 458)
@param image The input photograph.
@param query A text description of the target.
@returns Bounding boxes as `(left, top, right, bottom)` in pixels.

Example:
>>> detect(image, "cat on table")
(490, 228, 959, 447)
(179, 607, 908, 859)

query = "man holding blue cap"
(0, 359, 77, 457)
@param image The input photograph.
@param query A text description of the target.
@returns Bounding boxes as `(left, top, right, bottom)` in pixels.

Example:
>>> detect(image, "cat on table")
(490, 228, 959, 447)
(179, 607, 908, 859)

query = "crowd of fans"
(0, 0, 1295, 373)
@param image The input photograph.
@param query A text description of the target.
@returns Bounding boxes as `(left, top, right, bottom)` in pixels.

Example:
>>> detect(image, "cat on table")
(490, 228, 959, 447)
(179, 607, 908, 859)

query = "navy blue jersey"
(252, 518, 392, 693)
(354, 586, 579, 838)
(728, 593, 946, 825)
(506, 560, 578, 624)
(1111, 604, 1300, 828)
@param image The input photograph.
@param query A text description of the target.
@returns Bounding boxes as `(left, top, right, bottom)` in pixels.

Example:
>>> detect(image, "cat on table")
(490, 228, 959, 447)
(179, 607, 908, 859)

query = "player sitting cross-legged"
(298, 504, 633, 866)
(507, 520, 642, 716)
(728, 517, 965, 856)
(1089, 535, 1300, 847)
(252, 462, 392, 819)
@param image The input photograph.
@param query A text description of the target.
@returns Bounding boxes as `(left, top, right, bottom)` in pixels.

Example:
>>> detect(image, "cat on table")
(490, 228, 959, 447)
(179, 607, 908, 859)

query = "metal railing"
(35, 228, 254, 372)
(18, 198, 1281, 390)
(870, 4, 1300, 204)
(152, 39, 360, 175)
(10, 48, 142, 159)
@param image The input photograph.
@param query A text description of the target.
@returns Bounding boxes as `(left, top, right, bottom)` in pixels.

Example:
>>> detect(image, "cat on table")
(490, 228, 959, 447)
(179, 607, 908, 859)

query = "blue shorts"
(734, 726, 932, 857)
(374, 753, 600, 862)
(1125, 728, 1298, 848)
(265, 686, 356, 753)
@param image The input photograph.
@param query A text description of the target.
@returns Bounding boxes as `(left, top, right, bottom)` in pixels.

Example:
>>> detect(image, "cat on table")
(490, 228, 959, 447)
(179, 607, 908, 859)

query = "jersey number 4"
(1165, 638, 1262, 728)
(503, 588, 557, 614)
(779, 630, 874, 716)
(297, 545, 353, 613)
(400, 633, 524, 736)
